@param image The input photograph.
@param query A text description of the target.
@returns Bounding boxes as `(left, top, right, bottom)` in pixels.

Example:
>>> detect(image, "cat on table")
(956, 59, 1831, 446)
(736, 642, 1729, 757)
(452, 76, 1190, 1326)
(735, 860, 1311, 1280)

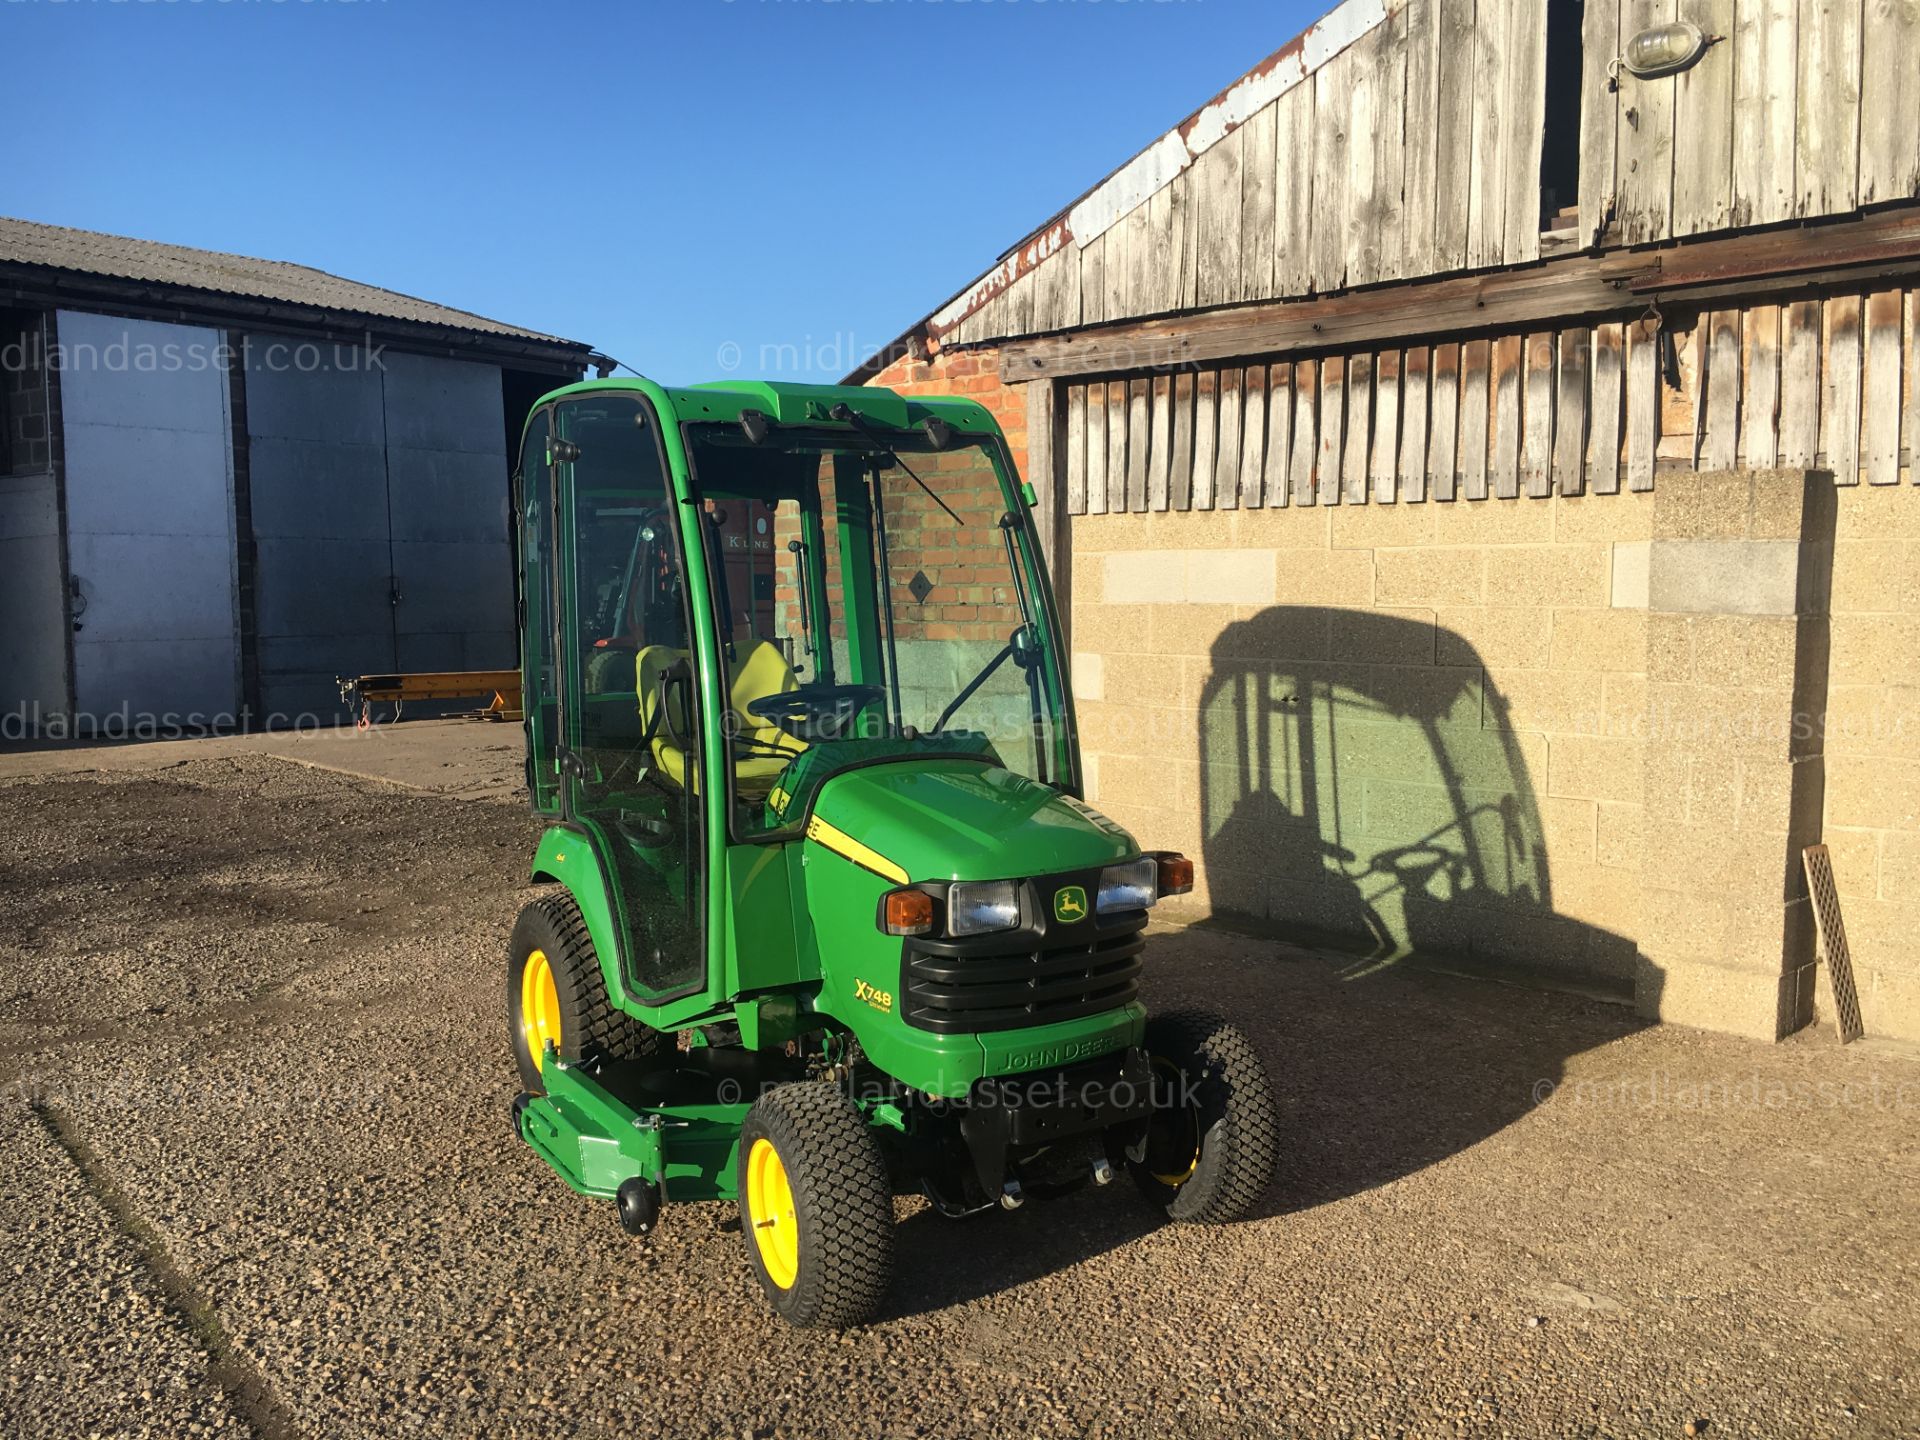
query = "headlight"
(1096, 857, 1157, 914)
(948, 879, 1020, 936)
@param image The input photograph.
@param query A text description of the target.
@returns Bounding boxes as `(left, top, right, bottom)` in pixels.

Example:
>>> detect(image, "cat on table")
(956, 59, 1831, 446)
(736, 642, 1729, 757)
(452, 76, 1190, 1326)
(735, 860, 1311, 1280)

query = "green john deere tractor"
(506, 377, 1276, 1327)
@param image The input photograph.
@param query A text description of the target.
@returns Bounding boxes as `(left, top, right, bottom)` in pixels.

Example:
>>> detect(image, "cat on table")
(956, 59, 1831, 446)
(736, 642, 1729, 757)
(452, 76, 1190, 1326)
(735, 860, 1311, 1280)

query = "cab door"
(551, 392, 709, 1001)
(515, 406, 560, 812)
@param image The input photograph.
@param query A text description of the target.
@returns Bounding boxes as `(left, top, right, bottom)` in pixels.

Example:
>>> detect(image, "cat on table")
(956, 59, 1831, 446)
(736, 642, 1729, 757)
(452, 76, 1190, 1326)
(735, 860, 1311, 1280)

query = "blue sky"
(8, 0, 1322, 383)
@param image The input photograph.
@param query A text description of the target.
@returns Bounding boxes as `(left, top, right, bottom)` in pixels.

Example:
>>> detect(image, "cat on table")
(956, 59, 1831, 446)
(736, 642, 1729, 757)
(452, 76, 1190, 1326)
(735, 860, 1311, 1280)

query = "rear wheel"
(737, 1082, 894, 1329)
(506, 894, 658, 1093)
(1127, 1009, 1277, 1224)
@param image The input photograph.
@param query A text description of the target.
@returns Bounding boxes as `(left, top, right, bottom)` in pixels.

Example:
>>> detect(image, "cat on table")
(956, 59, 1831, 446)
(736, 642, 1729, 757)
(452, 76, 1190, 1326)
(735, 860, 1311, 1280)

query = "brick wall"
(796, 346, 1029, 649)
(768, 436, 1024, 645)
(867, 347, 1028, 479)
(846, 349, 1046, 753)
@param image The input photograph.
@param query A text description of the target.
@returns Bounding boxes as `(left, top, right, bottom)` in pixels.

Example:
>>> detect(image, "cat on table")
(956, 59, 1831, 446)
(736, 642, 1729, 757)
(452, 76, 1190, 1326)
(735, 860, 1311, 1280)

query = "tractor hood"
(808, 760, 1137, 884)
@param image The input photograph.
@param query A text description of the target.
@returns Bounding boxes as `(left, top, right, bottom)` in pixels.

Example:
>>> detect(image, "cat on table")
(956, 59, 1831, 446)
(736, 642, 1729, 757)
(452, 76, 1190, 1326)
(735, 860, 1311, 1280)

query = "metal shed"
(0, 217, 592, 732)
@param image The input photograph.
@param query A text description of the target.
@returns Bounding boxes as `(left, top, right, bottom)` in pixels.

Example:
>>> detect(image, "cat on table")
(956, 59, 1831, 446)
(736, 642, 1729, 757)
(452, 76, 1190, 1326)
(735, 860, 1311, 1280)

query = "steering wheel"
(747, 685, 886, 740)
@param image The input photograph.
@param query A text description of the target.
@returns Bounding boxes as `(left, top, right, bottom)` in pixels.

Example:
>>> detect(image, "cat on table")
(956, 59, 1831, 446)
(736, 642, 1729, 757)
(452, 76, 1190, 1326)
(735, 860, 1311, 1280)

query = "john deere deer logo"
(1053, 885, 1088, 924)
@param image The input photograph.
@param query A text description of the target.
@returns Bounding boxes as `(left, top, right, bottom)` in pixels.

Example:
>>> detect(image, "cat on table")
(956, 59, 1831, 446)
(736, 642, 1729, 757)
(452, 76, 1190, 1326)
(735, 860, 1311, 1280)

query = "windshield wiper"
(931, 642, 1014, 735)
(828, 403, 964, 526)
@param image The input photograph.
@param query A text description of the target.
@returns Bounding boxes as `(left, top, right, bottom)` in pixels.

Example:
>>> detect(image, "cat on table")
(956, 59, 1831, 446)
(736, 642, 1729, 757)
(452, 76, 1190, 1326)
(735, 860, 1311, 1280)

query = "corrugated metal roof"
(0, 215, 587, 348)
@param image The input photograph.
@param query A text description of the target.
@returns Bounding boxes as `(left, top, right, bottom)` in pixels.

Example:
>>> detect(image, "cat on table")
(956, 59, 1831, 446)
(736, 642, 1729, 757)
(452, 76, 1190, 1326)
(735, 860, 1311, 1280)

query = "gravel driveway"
(1, 748, 1913, 1439)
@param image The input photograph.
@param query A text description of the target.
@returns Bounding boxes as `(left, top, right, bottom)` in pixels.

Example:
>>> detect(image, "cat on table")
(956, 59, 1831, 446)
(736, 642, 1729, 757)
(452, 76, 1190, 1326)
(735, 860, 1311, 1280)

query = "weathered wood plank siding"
(1587, 324, 1624, 493)
(1191, 368, 1218, 509)
(1460, 337, 1491, 499)
(1795, 0, 1863, 219)
(1467, 0, 1514, 268)
(1400, 344, 1432, 501)
(1742, 304, 1781, 467)
(1522, 331, 1557, 498)
(1731, 0, 1799, 227)
(1433, 0, 1480, 270)
(1701, 309, 1742, 471)
(1243, 364, 1273, 509)
(1553, 328, 1589, 495)
(1059, 287, 1920, 515)
(1429, 341, 1461, 500)
(925, 0, 1918, 355)
(1577, 0, 1622, 245)
(1824, 294, 1864, 484)
(1343, 351, 1375, 506)
(1779, 299, 1823, 468)
(1261, 363, 1291, 506)
(1672, 0, 1738, 236)
(1859, 0, 1920, 206)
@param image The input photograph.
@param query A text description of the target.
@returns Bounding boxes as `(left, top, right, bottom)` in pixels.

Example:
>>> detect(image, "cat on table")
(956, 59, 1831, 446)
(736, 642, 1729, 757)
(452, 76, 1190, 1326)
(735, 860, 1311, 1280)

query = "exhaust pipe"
(998, 1179, 1026, 1211)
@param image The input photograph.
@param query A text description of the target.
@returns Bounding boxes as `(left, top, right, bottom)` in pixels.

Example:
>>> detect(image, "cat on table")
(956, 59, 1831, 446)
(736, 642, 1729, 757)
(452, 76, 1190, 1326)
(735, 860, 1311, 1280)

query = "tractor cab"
(516, 380, 1095, 1034)
(506, 378, 1273, 1328)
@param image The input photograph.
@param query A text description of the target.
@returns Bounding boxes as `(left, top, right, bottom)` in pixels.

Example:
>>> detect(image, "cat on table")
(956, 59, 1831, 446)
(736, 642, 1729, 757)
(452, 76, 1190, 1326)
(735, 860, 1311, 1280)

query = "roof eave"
(0, 261, 594, 374)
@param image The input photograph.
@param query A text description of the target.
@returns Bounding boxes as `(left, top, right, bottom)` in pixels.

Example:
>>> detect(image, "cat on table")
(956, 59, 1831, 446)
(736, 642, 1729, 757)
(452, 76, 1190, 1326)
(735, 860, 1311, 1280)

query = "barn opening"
(1539, 0, 1585, 229)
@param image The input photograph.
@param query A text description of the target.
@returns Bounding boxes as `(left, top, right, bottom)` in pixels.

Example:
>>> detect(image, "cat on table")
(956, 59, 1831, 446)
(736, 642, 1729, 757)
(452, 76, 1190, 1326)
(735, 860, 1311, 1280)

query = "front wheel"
(737, 1082, 894, 1328)
(1127, 1009, 1278, 1224)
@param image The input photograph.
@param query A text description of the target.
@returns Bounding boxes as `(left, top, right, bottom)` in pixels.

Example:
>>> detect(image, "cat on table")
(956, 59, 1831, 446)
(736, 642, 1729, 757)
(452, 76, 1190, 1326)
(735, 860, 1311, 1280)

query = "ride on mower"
(506, 377, 1277, 1327)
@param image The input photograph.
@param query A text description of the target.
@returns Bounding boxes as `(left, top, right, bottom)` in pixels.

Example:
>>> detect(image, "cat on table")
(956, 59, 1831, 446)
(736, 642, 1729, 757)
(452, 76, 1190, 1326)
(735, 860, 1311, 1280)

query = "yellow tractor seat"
(635, 644, 695, 789)
(635, 639, 807, 792)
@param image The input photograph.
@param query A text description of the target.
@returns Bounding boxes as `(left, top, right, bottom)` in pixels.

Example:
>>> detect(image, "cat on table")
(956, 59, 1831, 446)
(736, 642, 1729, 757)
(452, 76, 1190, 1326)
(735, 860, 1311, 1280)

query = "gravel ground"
(1, 753, 1915, 1440)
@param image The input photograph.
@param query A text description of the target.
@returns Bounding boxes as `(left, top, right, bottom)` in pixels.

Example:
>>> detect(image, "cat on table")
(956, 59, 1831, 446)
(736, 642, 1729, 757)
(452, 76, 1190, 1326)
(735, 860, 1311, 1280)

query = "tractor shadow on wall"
(1188, 606, 1658, 1213)
(883, 610, 1656, 1319)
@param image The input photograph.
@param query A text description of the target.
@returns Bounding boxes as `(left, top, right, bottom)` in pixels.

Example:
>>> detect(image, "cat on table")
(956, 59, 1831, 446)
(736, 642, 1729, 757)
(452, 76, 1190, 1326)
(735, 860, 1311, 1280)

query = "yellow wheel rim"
(745, 1137, 799, 1290)
(1148, 1057, 1203, 1188)
(520, 947, 561, 1071)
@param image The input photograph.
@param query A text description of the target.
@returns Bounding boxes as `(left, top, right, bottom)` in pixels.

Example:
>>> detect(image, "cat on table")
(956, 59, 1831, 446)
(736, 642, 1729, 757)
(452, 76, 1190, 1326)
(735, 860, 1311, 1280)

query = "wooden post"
(1026, 379, 1071, 641)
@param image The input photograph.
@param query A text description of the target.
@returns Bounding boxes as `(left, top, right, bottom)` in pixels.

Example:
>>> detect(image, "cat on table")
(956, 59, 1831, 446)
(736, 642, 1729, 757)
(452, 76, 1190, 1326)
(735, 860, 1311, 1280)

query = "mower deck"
(514, 1048, 789, 1203)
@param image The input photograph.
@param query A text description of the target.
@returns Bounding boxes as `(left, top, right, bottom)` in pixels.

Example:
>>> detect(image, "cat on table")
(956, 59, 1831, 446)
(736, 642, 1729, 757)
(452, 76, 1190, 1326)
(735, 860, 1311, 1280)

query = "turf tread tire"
(507, 894, 658, 1092)
(738, 1082, 894, 1329)
(1134, 1008, 1278, 1225)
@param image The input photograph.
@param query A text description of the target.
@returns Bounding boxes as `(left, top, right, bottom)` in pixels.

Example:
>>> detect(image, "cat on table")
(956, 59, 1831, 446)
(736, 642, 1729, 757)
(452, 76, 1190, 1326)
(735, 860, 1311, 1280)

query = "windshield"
(683, 422, 1069, 837)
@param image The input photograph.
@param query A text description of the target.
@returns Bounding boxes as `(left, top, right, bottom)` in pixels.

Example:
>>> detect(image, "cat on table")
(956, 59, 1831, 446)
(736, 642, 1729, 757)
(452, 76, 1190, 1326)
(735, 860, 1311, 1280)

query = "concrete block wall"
(1624, 472, 1832, 1040)
(1071, 496, 1652, 997)
(1066, 471, 1920, 1045)
(1822, 487, 1920, 1040)
(2, 312, 53, 476)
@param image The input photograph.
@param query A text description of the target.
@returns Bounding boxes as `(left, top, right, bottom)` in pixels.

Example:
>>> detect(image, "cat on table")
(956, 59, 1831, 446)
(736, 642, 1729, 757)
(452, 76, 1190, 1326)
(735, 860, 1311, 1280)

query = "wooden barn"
(858, 0, 1920, 1044)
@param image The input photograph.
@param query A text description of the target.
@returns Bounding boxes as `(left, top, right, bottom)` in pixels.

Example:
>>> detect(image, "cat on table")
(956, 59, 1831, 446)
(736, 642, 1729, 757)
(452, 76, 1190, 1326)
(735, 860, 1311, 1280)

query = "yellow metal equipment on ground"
(338, 670, 523, 725)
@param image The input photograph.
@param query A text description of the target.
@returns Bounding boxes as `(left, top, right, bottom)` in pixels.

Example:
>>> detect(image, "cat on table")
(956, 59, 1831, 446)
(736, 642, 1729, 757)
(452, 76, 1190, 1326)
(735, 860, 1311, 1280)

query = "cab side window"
(554, 395, 706, 998)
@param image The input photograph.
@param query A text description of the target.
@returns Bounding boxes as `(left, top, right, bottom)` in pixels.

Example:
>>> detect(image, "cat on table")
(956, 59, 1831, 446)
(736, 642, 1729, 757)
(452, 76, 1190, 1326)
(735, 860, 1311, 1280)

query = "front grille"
(900, 913, 1147, 1034)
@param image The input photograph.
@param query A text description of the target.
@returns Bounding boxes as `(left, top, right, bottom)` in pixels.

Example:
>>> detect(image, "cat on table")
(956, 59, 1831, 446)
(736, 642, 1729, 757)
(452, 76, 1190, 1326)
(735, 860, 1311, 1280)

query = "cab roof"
(534, 377, 1000, 436)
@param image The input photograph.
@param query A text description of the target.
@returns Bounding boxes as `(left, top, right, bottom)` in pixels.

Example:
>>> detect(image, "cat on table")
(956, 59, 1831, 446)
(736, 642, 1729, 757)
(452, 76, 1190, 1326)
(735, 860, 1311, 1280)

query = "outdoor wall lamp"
(1612, 20, 1715, 81)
